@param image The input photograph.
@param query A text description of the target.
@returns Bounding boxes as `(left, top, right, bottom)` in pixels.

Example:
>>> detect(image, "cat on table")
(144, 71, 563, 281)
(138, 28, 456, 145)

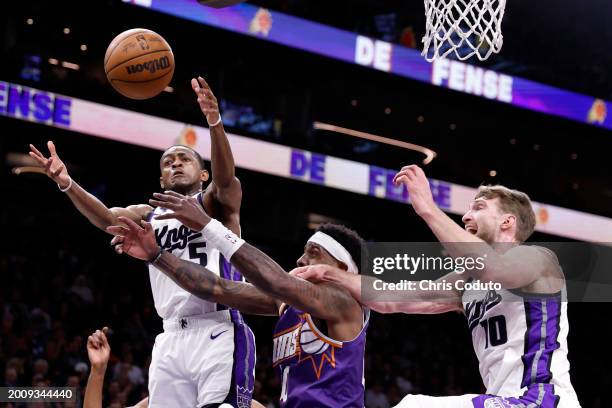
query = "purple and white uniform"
(463, 286, 580, 408)
(272, 304, 369, 408)
(147, 192, 255, 408)
(396, 285, 581, 408)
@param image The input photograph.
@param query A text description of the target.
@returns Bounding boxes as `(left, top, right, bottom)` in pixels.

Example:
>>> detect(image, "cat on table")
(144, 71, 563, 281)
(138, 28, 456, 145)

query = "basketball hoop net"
(422, 0, 507, 61)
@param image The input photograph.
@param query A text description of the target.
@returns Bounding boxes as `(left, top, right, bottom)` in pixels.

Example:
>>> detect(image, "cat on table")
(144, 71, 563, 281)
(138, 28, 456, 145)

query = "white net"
(422, 0, 507, 61)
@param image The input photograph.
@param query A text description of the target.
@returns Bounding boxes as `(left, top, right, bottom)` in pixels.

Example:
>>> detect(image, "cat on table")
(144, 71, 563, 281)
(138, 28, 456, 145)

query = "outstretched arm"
(393, 165, 555, 289)
(228, 243, 358, 322)
(152, 250, 279, 316)
(192, 77, 242, 234)
(147, 192, 359, 322)
(29, 141, 151, 232)
(107, 218, 278, 316)
(293, 265, 463, 314)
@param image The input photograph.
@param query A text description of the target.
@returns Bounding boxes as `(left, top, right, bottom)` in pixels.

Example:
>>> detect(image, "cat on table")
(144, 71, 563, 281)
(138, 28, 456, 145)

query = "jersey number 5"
(480, 315, 508, 348)
(188, 242, 208, 266)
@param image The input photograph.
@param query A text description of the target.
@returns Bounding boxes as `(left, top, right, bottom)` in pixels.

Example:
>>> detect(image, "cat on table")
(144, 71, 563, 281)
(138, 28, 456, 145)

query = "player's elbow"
(107, 208, 125, 227)
(96, 216, 116, 232)
(215, 277, 239, 300)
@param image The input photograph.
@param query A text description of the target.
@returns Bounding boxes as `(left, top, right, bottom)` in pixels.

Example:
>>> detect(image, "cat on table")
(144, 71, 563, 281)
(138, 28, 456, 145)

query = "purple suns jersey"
(272, 305, 369, 408)
(463, 285, 581, 408)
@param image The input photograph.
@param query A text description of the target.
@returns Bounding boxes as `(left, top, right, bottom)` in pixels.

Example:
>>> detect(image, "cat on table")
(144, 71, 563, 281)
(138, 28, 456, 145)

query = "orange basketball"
(104, 28, 174, 100)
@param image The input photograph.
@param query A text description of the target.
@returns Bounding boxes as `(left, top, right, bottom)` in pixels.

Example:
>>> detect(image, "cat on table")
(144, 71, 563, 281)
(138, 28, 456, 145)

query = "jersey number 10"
(479, 315, 508, 348)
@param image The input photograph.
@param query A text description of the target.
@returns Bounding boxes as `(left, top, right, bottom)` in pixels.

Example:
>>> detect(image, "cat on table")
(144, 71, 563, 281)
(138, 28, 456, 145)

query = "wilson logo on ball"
(126, 56, 171, 75)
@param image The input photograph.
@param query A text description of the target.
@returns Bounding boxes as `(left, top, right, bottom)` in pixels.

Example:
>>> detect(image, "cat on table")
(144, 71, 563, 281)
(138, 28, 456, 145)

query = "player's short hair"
(316, 223, 368, 273)
(160, 145, 207, 171)
(475, 185, 536, 243)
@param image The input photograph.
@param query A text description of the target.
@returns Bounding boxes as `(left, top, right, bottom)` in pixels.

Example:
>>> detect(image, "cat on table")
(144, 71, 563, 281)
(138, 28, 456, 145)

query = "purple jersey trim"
(516, 294, 562, 406)
(472, 383, 560, 408)
(222, 309, 255, 408)
(521, 296, 562, 387)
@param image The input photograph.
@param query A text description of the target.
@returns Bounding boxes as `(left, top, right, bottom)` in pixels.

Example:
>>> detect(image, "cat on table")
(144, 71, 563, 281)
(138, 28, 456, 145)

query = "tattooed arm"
(131, 194, 361, 324)
(108, 194, 360, 324)
(229, 243, 361, 323)
(154, 251, 279, 316)
(107, 217, 279, 316)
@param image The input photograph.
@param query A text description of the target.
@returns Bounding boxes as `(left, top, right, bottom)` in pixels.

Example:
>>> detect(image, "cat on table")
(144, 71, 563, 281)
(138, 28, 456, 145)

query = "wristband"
(149, 248, 164, 265)
(58, 178, 73, 192)
(208, 115, 222, 127)
(201, 219, 245, 259)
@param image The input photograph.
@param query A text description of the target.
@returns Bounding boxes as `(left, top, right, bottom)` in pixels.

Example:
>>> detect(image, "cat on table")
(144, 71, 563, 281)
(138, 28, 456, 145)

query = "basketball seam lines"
(105, 49, 172, 77)
(104, 30, 152, 66)
(110, 68, 174, 83)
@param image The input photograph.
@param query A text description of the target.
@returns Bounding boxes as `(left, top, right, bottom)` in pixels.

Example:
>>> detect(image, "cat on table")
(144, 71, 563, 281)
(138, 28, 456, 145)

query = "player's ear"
(200, 169, 209, 182)
(500, 214, 516, 232)
(159, 176, 165, 189)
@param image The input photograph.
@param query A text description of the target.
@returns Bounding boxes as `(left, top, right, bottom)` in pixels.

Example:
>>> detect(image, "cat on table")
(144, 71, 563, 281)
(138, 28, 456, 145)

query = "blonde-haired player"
(295, 165, 582, 408)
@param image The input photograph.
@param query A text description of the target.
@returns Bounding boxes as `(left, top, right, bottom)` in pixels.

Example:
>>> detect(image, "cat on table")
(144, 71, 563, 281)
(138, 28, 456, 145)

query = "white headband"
(308, 231, 359, 274)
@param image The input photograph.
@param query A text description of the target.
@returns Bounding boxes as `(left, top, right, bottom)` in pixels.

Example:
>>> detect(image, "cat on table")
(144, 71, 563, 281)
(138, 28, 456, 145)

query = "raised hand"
(28, 141, 71, 188)
(149, 190, 211, 231)
(393, 164, 437, 217)
(87, 327, 110, 375)
(191, 76, 221, 126)
(107, 217, 160, 261)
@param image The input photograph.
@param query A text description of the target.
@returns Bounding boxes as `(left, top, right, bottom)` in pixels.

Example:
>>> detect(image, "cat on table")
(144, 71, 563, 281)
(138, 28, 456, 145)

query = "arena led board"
(2, 80, 611, 243)
(123, 0, 612, 131)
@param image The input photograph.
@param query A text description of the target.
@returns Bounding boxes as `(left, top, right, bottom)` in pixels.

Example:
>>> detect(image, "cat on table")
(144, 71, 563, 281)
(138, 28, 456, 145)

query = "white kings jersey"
(462, 283, 581, 407)
(147, 192, 242, 320)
